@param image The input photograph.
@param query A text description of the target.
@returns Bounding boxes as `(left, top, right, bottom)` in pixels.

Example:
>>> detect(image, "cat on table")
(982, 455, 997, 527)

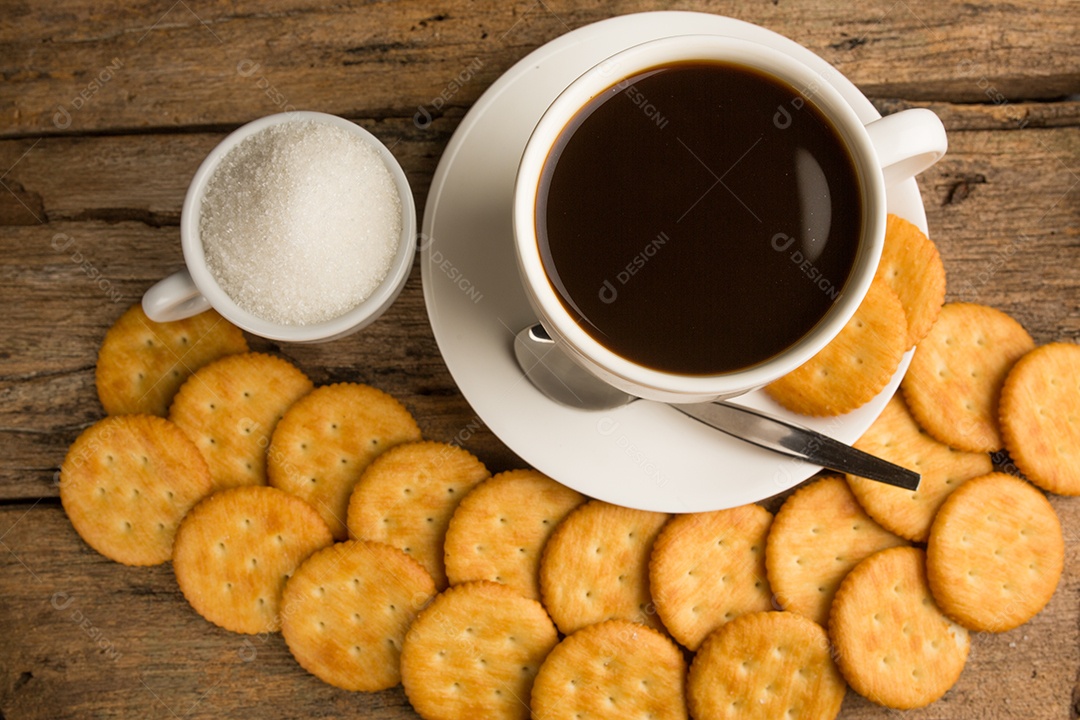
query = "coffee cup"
(143, 111, 417, 343)
(513, 34, 947, 404)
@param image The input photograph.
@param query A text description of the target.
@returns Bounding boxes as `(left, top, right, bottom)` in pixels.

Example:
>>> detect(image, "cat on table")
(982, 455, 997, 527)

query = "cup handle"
(864, 108, 948, 188)
(142, 270, 212, 322)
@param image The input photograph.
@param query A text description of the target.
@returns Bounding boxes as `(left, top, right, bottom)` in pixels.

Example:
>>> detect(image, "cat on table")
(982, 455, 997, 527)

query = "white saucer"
(421, 11, 926, 513)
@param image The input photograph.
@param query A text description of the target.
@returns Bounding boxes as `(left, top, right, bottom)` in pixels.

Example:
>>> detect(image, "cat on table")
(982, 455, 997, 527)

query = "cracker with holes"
(172, 486, 332, 634)
(687, 611, 846, 720)
(875, 214, 946, 349)
(765, 279, 908, 417)
(649, 504, 774, 651)
(829, 547, 969, 709)
(846, 394, 992, 542)
(444, 469, 585, 600)
(96, 303, 248, 417)
(1000, 342, 1080, 495)
(268, 383, 421, 540)
(59, 414, 213, 566)
(169, 352, 313, 490)
(766, 476, 908, 627)
(902, 303, 1035, 453)
(346, 441, 489, 589)
(530, 619, 687, 720)
(400, 580, 557, 720)
(539, 500, 669, 635)
(927, 472, 1064, 632)
(281, 539, 436, 691)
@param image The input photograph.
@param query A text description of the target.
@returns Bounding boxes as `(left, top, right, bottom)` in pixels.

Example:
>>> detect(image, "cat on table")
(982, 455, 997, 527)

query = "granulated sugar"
(200, 119, 402, 325)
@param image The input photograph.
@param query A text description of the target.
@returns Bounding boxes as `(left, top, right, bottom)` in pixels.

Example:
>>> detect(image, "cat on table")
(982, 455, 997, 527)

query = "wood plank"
(0, 216, 522, 500)
(1, 495, 1076, 718)
(2, 101, 1078, 226)
(0, 504, 420, 719)
(1, 0, 1077, 137)
(1, 120, 1077, 499)
(0, 116, 455, 226)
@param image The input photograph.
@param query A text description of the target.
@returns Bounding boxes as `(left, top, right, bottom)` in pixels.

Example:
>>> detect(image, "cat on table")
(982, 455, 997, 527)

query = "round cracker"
(539, 500, 669, 635)
(902, 303, 1035, 452)
(281, 540, 436, 691)
(829, 547, 969, 709)
(846, 394, 993, 542)
(172, 486, 333, 634)
(687, 611, 846, 720)
(766, 476, 908, 627)
(96, 303, 248, 417)
(765, 279, 908, 417)
(400, 580, 557, 720)
(530, 619, 687, 720)
(169, 352, 313, 491)
(875, 214, 946, 348)
(444, 469, 585, 600)
(999, 342, 1080, 495)
(346, 441, 489, 590)
(927, 472, 1064, 632)
(59, 414, 213, 566)
(268, 383, 422, 540)
(649, 504, 774, 651)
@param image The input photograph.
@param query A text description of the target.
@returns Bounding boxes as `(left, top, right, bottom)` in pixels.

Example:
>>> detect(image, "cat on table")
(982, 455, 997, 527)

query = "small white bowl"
(143, 111, 416, 343)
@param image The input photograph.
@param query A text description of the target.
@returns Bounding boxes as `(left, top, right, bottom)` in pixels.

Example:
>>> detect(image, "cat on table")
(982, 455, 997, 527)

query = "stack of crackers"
(59, 212, 1078, 720)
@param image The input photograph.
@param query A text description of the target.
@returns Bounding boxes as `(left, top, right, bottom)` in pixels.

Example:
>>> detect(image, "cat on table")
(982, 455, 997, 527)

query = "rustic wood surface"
(1, 1, 1077, 718)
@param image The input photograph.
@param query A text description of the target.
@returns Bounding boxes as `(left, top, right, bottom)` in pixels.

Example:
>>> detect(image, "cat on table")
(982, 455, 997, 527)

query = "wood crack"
(943, 173, 989, 206)
(0, 497, 60, 509)
(0, 365, 95, 384)
(60, 208, 178, 228)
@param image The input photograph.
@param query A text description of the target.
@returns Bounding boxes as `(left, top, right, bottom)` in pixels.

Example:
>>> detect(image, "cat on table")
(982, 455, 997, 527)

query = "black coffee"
(537, 62, 863, 375)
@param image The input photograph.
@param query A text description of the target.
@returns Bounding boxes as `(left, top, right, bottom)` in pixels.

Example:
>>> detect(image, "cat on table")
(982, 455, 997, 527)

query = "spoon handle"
(674, 401, 920, 491)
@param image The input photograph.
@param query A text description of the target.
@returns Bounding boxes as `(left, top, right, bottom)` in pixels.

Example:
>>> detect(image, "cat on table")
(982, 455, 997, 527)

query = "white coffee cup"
(513, 34, 947, 403)
(143, 111, 417, 343)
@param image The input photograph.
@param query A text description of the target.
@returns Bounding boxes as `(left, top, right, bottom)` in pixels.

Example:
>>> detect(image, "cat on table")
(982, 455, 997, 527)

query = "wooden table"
(1, 1, 1077, 717)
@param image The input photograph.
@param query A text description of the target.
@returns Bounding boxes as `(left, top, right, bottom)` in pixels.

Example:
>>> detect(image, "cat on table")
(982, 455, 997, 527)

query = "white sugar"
(200, 119, 403, 325)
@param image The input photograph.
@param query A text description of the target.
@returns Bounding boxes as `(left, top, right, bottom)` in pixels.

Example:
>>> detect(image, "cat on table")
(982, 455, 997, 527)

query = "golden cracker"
(847, 394, 992, 542)
(444, 469, 585, 600)
(539, 500, 669, 635)
(268, 383, 422, 540)
(530, 619, 687, 720)
(96, 303, 247, 417)
(59, 414, 213, 566)
(829, 547, 969, 710)
(649, 504, 774, 651)
(172, 486, 333, 634)
(1000, 342, 1080, 495)
(687, 611, 846, 720)
(169, 352, 313, 491)
(766, 476, 908, 626)
(281, 539, 436, 691)
(902, 302, 1035, 452)
(927, 472, 1064, 632)
(766, 279, 908, 417)
(400, 580, 557, 720)
(346, 441, 489, 590)
(875, 214, 946, 348)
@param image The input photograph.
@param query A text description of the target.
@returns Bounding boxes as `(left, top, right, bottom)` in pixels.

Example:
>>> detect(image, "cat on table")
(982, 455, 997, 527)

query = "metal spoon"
(514, 324, 920, 491)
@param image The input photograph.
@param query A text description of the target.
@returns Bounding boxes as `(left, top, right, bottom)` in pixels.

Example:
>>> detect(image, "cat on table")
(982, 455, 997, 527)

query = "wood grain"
(1, 0, 1078, 717)
(1, 0, 1078, 137)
